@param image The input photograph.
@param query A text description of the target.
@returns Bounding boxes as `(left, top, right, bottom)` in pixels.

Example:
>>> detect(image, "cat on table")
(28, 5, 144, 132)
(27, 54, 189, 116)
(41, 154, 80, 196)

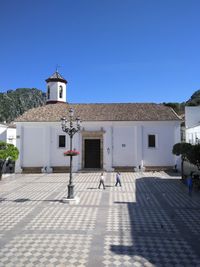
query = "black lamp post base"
(67, 184, 74, 199)
(62, 176, 80, 204)
(62, 195, 79, 204)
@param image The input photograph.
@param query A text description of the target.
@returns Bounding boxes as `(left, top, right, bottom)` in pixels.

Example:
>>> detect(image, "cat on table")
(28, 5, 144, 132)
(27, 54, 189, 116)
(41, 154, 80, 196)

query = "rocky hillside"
(186, 89, 200, 106)
(0, 88, 46, 123)
(163, 89, 200, 116)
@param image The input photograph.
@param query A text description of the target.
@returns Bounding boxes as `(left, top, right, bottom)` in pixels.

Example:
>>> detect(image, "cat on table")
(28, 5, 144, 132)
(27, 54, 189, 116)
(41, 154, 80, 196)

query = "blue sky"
(0, 0, 200, 103)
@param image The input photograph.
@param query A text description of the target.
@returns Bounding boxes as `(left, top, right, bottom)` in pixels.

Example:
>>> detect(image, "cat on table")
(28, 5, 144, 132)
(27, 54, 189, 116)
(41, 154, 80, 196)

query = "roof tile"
(15, 103, 181, 122)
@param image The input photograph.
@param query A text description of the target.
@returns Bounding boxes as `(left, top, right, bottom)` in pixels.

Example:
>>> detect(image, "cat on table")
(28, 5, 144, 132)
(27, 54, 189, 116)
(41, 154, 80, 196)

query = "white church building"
(15, 72, 181, 173)
(185, 106, 200, 145)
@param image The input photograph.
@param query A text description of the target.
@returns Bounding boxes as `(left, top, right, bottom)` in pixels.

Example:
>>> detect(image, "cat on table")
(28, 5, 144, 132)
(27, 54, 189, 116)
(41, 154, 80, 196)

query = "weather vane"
(56, 64, 61, 72)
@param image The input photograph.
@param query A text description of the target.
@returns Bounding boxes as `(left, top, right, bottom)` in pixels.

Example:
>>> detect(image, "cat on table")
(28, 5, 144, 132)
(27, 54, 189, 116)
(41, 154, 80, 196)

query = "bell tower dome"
(45, 71, 67, 104)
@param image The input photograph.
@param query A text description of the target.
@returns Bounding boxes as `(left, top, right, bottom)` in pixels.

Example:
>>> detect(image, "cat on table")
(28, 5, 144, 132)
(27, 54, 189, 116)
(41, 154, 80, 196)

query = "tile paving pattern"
(0, 172, 200, 266)
(25, 206, 98, 231)
(0, 234, 92, 267)
(0, 206, 35, 231)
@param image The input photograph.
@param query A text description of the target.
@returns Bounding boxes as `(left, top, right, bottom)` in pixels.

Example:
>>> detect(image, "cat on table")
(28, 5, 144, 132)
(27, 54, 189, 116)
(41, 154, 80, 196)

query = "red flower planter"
(64, 150, 80, 156)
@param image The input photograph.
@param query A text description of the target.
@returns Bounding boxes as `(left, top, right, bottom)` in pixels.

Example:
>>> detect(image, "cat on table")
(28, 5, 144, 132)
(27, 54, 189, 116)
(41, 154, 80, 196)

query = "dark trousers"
(188, 185, 193, 196)
(115, 179, 121, 186)
(98, 180, 105, 189)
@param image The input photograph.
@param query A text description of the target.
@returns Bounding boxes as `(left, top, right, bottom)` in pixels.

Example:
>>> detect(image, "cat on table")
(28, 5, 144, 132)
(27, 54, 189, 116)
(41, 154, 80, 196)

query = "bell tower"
(45, 71, 67, 103)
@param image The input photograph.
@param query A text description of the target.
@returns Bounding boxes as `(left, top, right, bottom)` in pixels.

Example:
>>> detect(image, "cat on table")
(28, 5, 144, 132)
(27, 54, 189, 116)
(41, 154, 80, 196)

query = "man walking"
(115, 172, 122, 187)
(98, 172, 106, 189)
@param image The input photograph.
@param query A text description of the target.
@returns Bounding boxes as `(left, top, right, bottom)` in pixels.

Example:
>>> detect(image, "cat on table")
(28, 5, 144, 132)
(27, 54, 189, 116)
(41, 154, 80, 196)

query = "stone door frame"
(81, 128, 105, 169)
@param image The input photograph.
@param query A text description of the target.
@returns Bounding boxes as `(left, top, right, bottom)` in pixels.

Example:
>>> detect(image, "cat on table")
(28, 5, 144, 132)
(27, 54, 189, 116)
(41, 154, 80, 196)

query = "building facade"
(0, 123, 16, 146)
(15, 72, 181, 173)
(185, 106, 200, 145)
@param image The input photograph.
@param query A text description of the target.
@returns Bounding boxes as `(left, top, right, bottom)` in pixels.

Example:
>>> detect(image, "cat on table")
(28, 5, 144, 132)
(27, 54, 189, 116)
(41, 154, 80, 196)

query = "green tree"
(163, 102, 185, 115)
(187, 144, 200, 170)
(0, 141, 19, 180)
(172, 142, 192, 178)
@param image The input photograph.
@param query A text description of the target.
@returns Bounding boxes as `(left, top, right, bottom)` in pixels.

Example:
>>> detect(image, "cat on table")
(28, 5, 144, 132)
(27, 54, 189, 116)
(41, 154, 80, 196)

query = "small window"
(47, 86, 50, 99)
(148, 135, 156, 148)
(59, 85, 63, 98)
(59, 135, 66, 148)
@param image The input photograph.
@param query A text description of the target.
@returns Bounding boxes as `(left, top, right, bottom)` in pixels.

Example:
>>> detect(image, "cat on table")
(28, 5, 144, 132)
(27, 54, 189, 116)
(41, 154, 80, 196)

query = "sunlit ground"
(0, 171, 200, 266)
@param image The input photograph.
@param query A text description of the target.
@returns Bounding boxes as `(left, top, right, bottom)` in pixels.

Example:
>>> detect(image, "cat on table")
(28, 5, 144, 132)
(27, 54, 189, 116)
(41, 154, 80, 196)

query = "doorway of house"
(84, 139, 101, 168)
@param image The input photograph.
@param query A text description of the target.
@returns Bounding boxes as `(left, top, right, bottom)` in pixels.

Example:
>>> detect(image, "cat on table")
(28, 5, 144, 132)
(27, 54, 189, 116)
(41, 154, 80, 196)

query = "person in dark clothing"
(187, 171, 193, 196)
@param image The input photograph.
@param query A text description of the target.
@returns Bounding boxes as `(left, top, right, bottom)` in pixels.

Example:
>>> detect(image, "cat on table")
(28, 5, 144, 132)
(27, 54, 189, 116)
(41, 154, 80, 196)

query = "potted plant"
(0, 141, 19, 180)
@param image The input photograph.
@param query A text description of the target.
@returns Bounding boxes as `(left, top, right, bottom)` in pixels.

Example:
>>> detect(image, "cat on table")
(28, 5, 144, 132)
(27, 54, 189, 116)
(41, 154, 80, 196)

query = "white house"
(185, 106, 200, 144)
(0, 123, 16, 146)
(15, 72, 181, 173)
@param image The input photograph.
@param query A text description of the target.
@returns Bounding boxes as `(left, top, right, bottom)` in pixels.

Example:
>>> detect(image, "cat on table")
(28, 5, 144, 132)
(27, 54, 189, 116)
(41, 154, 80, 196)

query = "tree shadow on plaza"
(14, 198, 63, 203)
(0, 197, 6, 202)
(87, 185, 115, 189)
(110, 176, 200, 266)
(0, 198, 64, 203)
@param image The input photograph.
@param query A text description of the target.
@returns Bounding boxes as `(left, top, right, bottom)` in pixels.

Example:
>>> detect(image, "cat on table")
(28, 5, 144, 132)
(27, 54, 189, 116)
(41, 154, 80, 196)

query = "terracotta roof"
(7, 123, 16, 129)
(0, 122, 16, 128)
(15, 103, 181, 122)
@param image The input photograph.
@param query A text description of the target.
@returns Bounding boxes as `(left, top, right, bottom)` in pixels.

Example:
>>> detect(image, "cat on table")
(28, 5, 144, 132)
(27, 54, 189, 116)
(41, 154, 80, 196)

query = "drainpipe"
(111, 125, 114, 169)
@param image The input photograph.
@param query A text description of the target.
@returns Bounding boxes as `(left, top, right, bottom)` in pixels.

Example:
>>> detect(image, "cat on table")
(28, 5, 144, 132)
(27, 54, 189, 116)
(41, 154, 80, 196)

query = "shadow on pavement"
(110, 176, 200, 266)
(0, 198, 64, 203)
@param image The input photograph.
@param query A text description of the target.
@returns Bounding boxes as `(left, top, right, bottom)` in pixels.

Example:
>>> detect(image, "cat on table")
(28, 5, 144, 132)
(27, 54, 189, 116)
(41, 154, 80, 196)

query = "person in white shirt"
(98, 172, 105, 189)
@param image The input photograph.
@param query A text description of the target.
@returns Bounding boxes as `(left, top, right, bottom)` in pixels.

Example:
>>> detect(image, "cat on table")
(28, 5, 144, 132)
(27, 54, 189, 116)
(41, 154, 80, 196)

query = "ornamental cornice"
(81, 127, 105, 136)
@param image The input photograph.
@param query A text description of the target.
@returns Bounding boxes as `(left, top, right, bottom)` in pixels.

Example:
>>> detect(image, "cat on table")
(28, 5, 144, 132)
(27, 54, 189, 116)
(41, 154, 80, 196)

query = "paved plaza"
(0, 171, 200, 267)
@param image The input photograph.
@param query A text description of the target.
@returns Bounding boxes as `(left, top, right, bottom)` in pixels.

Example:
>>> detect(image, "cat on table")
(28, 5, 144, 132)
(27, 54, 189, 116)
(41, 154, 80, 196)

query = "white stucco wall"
(47, 81, 66, 102)
(0, 125, 16, 146)
(142, 122, 177, 166)
(23, 126, 44, 167)
(185, 106, 200, 128)
(6, 128, 16, 146)
(15, 120, 180, 172)
(50, 125, 69, 166)
(186, 125, 200, 144)
(112, 125, 136, 166)
(0, 124, 7, 142)
(185, 106, 200, 144)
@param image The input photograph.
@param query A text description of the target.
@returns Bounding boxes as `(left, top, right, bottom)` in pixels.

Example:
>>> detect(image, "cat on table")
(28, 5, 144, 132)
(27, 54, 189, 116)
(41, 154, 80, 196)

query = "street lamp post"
(61, 108, 81, 200)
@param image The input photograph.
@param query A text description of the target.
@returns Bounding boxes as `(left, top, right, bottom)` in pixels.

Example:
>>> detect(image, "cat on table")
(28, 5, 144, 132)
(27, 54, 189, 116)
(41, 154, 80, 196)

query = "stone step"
(145, 166, 173, 171)
(52, 166, 70, 173)
(22, 167, 42, 173)
(113, 166, 136, 172)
